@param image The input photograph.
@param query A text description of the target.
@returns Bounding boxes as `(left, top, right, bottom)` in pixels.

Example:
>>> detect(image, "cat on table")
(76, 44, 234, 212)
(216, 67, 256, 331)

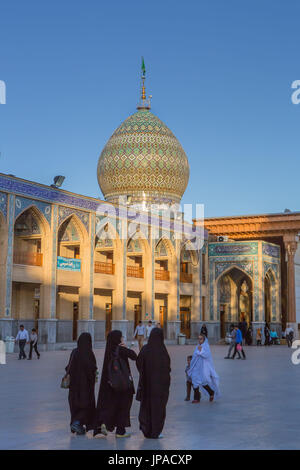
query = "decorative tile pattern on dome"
(97, 110, 189, 204)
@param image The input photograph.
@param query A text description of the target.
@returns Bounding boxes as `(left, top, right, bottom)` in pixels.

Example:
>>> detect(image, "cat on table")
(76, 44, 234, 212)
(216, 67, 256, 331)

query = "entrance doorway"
(73, 302, 79, 340)
(134, 304, 142, 329)
(159, 306, 167, 330)
(220, 304, 226, 338)
(105, 303, 112, 337)
(180, 307, 191, 338)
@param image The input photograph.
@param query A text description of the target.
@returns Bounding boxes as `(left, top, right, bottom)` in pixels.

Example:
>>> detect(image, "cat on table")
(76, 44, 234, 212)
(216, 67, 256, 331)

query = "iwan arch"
(0, 70, 299, 347)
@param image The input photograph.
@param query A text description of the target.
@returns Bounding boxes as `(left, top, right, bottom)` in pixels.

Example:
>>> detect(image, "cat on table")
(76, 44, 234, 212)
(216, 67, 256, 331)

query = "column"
(78, 213, 95, 341)
(191, 252, 201, 338)
(38, 205, 58, 347)
(144, 226, 153, 322)
(0, 194, 15, 339)
(167, 239, 180, 340)
(112, 219, 128, 340)
(284, 236, 298, 337)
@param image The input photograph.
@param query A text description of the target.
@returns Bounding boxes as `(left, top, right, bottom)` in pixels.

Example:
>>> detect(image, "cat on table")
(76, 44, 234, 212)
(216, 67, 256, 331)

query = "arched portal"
(94, 223, 120, 338)
(13, 207, 48, 328)
(56, 215, 86, 341)
(217, 267, 253, 337)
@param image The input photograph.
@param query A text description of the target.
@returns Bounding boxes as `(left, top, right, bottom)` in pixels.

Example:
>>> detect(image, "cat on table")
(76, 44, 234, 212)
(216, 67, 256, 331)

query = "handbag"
(60, 351, 74, 389)
(108, 346, 133, 393)
(236, 344, 242, 352)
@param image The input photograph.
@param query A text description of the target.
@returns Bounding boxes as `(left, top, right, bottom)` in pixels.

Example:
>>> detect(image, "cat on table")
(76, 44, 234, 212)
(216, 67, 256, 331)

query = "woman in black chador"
(66, 332, 97, 435)
(136, 327, 171, 439)
(94, 330, 137, 438)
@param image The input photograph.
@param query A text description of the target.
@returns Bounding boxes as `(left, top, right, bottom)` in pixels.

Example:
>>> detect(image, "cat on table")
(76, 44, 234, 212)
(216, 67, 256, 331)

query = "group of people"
(65, 328, 220, 439)
(66, 327, 170, 438)
(224, 324, 246, 360)
(224, 321, 292, 354)
(15, 325, 40, 360)
(133, 320, 159, 351)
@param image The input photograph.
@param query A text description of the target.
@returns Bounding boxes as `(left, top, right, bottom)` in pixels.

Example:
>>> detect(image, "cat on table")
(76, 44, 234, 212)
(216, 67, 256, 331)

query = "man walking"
(134, 320, 146, 351)
(146, 320, 154, 340)
(15, 325, 29, 360)
(232, 325, 246, 359)
(28, 328, 40, 360)
(224, 324, 236, 359)
(285, 324, 294, 348)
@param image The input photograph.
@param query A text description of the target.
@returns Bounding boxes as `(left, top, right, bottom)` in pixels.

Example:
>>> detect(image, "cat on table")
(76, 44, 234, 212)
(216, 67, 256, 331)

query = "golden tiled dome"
(97, 108, 190, 206)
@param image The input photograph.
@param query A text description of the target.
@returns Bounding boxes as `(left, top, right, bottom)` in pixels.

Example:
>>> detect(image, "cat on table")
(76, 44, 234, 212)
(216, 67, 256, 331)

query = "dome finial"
(137, 57, 151, 110)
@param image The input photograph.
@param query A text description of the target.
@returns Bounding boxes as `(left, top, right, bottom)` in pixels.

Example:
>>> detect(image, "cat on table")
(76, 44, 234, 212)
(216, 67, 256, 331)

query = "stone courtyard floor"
(0, 344, 299, 450)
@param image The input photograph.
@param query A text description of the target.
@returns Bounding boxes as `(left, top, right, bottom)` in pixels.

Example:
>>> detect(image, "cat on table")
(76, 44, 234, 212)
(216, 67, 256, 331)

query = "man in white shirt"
(134, 321, 146, 351)
(146, 320, 154, 340)
(15, 325, 29, 360)
(285, 324, 294, 348)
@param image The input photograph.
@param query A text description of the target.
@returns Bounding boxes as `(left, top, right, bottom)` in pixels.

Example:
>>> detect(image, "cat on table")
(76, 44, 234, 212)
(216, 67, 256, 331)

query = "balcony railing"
(127, 265, 144, 278)
(180, 272, 193, 283)
(13, 252, 43, 267)
(94, 261, 115, 275)
(155, 270, 170, 281)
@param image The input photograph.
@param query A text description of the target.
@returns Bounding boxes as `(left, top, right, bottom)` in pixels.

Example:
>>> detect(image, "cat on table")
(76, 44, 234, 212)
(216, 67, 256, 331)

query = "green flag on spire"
(141, 57, 146, 76)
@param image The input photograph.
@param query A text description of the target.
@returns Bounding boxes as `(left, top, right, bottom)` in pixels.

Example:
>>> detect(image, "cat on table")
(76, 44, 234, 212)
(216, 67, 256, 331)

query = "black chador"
(66, 332, 97, 432)
(136, 328, 171, 438)
(94, 330, 137, 436)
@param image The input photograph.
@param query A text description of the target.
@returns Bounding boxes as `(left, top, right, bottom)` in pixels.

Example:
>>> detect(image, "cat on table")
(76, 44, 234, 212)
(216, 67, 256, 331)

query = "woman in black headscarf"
(136, 327, 171, 439)
(94, 330, 137, 438)
(65, 332, 97, 435)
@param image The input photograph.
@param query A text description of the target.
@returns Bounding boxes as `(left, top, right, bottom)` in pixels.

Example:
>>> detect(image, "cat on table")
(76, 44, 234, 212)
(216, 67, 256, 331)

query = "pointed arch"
(215, 263, 253, 284)
(14, 205, 50, 238)
(216, 265, 253, 330)
(155, 236, 176, 258)
(180, 240, 199, 266)
(57, 213, 88, 245)
(127, 229, 150, 256)
(95, 221, 121, 251)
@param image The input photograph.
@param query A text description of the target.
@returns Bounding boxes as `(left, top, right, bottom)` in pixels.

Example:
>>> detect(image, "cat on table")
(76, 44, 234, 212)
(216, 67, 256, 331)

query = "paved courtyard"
(0, 343, 299, 450)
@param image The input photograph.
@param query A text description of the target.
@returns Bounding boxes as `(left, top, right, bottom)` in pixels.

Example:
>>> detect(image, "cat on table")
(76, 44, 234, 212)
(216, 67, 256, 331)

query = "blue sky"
(0, 0, 299, 218)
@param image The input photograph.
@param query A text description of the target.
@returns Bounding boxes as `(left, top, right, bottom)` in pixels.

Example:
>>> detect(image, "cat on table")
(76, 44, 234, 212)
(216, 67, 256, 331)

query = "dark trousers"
(29, 341, 40, 359)
(186, 381, 198, 400)
(19, 340, 26, 359)
(232, 342, 246, 359)
(225, 341, 236, 358)
(193, 384, 214, 400)
(264, 335, 270, 346)
(287, 334, 293, 348)
(193, 386, 201, 401)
